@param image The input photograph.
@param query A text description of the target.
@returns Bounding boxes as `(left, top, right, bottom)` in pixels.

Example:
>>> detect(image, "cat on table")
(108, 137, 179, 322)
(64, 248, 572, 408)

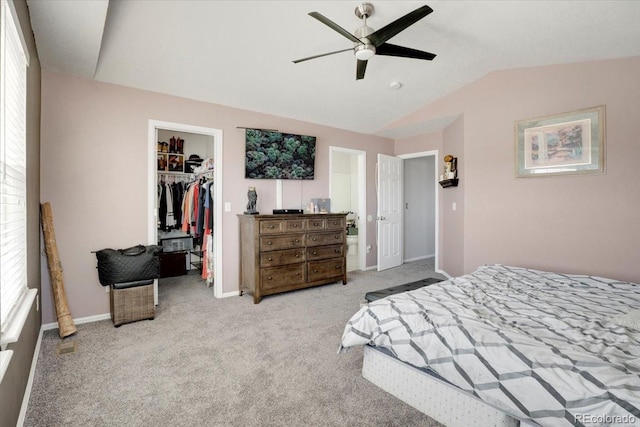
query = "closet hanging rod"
(191, 169, 215, 178)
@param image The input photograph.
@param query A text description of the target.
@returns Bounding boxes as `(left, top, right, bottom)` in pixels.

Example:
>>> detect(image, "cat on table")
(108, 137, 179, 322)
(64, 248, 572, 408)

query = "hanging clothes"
(181, 183, 195, 233)
(158, 181, 167, 231)
(172, 181, 183, 227)
(201, 181, 214, 284)
(165, 182, 176, 229)
(174, 170, 215, 284)
(158, 176, 190, 231)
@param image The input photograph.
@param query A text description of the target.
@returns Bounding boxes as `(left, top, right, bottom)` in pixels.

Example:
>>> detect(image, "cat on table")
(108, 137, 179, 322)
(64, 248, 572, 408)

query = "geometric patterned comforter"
(339, 265, 640, 426)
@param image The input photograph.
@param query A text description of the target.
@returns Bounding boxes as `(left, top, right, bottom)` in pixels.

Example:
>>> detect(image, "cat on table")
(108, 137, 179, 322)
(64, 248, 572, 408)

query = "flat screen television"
(245, 129, 316, 179)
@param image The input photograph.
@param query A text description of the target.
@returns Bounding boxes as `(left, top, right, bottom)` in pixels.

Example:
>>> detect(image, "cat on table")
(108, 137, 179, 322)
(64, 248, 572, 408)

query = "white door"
(377, 154, 403, 271)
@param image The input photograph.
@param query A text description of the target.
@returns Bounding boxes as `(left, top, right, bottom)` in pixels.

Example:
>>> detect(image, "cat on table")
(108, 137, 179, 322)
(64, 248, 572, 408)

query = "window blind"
(0, 0, 28, 330)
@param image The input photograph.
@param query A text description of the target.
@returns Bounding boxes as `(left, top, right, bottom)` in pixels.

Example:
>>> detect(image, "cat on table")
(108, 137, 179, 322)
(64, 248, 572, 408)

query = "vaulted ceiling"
(26, 1, 640, 135)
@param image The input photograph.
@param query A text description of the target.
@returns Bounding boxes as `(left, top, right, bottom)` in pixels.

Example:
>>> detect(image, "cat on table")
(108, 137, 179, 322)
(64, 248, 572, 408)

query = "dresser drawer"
(260, 234, 305, 251)
(261, 264, 305, 291)
(261, 248, 305, 267)
(308, 258, 344, 282)
(325, 217, 346, 230)
(307, 245, 343, 261)
(306, 218, 326, 230)
(306, 231, 343, 247)
(260, 220, 284, 234)
(283, 219, 305, 232)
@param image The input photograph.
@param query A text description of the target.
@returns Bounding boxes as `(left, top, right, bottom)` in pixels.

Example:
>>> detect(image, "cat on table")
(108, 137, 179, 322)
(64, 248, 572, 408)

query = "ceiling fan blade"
(292, 47, 354, 64)
(376, 43, 436, 61)
(309, 12, 363, 45)
(356, 59, 367, 80)
(368, 5, 433, 47)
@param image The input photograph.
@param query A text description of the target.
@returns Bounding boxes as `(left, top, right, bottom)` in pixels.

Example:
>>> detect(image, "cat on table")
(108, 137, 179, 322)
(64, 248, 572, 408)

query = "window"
(1, 0, 31, 342)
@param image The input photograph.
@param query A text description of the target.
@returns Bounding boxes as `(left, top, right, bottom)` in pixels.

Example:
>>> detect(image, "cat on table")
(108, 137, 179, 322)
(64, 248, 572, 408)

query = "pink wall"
(440, 117, 465, 277)
(394, 131, 442, 156)
(39, 71, 392, 323)
(388, 56, 640, 282)
(39, 56, 640, 323)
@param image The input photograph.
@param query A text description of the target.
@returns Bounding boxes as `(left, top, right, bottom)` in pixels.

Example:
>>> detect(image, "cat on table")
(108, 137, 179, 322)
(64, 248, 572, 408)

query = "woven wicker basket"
(110, 282, 155, 327)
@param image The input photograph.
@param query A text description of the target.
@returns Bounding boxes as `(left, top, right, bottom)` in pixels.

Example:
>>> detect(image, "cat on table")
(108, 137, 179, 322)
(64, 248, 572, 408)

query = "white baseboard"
(403, 254, 435, 263)
(17, 326, 43, 427)
(221, 290, 240, 298)
(42, 313, 111, 331)
(436, 268, 452, 279)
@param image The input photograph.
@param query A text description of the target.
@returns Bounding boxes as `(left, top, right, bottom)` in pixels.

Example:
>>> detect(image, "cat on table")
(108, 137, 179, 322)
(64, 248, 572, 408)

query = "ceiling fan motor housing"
(354, 25, 375, 56)
(354, 4, 376, 60)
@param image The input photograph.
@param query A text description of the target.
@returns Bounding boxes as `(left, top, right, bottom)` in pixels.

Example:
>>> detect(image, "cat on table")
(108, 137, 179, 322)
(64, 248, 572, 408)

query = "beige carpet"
(25, 259, 445, 426)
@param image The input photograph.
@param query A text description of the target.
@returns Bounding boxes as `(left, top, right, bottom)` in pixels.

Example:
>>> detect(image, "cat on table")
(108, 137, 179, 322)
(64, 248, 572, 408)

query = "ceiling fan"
(293, 3, 436, 80)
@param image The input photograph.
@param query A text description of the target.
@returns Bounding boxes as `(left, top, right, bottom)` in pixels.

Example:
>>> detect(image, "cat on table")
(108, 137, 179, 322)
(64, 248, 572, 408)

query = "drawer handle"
(267, 241, 273, 245)
(313, 269, 318, 273)
(296, 272, 300, 275)
(313, 222, 318, 226)
(335, 265, 341, 269)
(293, 239, 299, 244)
(269, 225, 275, 229)
(334, 235, 339, 239)
(312, 238, 317, 241)
(268, 257, 273, 261)
(296, 254, 300, 258)
(267, 276, 272, 280)
(335, 249, 340, 253)
(293, 224, 298, 227)
(312, 251, 318, 255)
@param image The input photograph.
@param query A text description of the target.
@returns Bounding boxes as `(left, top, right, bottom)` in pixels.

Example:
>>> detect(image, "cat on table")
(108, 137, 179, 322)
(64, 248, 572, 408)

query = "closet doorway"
(147, 120, 223, 303)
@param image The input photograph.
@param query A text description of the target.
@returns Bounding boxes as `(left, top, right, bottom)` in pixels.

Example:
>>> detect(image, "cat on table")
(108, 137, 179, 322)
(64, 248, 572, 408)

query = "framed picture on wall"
(515, 105, 605, 177)
(157, 153, 168, 172)
(168, 154, 184, 172)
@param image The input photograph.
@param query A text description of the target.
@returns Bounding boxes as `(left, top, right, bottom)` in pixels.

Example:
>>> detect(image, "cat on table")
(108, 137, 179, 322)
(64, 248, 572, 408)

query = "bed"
(340, 265, 640, 426)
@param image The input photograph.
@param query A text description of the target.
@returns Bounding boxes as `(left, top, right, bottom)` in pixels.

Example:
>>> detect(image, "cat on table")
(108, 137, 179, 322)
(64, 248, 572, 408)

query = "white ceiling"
(26, 1, 640, 136)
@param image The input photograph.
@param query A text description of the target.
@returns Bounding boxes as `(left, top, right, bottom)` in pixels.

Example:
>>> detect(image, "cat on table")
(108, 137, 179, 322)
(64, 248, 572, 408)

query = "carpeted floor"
(25, 259, 446, 426)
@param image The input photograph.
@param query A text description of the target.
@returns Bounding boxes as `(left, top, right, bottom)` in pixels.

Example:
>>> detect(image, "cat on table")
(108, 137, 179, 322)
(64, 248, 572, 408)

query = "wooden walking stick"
(40, 202, 77, 338)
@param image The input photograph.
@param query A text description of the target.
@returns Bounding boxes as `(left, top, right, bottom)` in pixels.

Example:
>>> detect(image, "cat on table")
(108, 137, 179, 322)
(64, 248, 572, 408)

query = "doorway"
(398, 150, 438, 271)
(329, 147, 366, 272)
(148, 120, 223, 303)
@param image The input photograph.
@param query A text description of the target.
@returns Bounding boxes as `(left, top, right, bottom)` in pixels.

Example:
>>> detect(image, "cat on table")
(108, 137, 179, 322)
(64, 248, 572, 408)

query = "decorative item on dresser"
(238, 213, 347, 304)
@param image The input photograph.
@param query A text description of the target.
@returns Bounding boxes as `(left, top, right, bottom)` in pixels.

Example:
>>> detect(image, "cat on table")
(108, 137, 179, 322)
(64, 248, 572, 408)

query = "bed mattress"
(340, 265, 640, 426)
(362, 345, 520, 427)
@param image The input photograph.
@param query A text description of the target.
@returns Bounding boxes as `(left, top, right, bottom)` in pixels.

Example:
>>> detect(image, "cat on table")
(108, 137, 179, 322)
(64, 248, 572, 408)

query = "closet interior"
(156, 129, 215, 286)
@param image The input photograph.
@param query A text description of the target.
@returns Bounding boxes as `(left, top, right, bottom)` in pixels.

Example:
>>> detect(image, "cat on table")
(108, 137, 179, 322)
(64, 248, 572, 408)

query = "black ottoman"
(365, 277, 442, 302)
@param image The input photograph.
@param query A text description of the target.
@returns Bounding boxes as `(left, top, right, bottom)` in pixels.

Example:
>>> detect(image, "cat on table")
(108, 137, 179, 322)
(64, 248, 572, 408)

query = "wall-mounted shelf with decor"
(439, 178, 459, 188)
(439, 154, 458, 188)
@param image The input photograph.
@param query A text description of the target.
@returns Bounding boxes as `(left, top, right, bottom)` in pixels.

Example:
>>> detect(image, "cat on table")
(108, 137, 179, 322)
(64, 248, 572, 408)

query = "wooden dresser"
(238, 213, 347, 303)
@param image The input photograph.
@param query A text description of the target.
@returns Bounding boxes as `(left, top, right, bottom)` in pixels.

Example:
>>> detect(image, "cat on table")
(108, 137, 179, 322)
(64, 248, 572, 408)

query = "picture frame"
(157, 153, 168, 172)
(168, 154, 184, 172)
(515, 105, 605, 177)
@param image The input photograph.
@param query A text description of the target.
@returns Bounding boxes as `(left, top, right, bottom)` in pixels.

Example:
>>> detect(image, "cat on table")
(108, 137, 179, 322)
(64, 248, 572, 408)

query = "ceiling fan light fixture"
(355, 43, 376, 60)
(295, 3, 436, 80)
